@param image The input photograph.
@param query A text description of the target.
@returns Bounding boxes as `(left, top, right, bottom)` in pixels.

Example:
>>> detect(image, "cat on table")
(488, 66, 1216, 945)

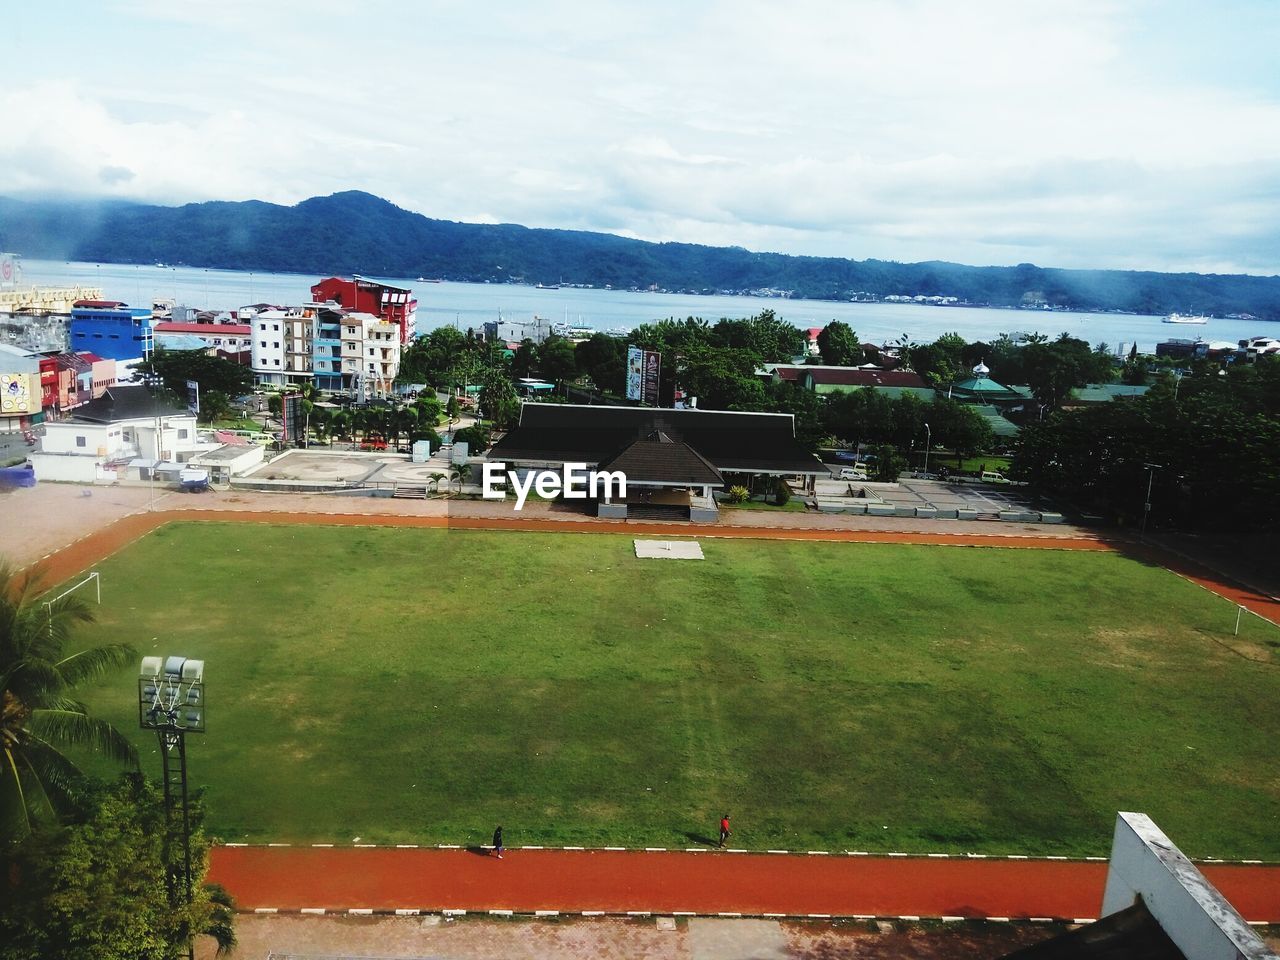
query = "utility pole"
(1141, 462, 1162, 537)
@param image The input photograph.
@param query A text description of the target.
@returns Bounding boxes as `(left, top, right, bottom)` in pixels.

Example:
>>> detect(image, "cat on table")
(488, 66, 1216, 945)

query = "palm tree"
(450, 461, 470, 495)
(1, 562, 137, 840)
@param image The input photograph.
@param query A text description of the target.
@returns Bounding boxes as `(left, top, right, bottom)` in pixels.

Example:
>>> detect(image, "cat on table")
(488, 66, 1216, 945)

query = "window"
(213, 338, 222, 345)
(273, 342, 279, 349)
(178, 429, 189, 439)
(260, 341, 267, 348)
(76, 436, 87, 448)
(272, 324, 279, 331)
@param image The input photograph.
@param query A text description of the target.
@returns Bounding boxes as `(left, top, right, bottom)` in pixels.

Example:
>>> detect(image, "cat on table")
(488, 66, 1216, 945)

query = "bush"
(453, 423, 492, 452)
(772, 477, 792, 506)
(726, 485, 750, 504)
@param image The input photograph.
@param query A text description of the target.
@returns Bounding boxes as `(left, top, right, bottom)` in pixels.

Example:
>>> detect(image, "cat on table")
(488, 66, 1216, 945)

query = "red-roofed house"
(764, 364, 930, 395)
(310, 276, 416, 343)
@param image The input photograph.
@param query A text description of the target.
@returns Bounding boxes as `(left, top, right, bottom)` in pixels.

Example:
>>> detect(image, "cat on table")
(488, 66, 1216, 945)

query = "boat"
(1162, 313, 1208, 325)
(535, 283, 560, 290)
(416, 277, 442, 283)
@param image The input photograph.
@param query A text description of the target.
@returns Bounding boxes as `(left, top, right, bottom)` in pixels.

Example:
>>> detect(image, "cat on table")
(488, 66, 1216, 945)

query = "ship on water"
(1162, 312, 1208, 325)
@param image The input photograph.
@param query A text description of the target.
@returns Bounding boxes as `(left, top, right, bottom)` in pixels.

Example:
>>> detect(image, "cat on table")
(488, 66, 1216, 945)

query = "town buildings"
(249, 303, 401, 398)
(310, 276, 416, 343)
(28, 384, 201, 483)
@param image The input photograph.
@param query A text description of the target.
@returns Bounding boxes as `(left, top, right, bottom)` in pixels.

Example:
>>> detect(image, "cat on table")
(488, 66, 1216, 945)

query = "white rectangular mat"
(634, 539, 705, 560)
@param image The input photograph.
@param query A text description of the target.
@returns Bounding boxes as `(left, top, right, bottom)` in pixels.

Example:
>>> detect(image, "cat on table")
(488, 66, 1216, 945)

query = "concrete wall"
(1102, 812, 1270, 960)
(30, 452, 102, 482)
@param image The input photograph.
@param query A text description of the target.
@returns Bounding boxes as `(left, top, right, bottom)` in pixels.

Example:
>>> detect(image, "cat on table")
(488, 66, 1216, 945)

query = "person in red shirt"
(719, 814, 731, 848)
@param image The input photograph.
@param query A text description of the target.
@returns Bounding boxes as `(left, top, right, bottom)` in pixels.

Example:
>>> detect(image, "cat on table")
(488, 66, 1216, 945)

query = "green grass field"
(71, 522, 1280, 857)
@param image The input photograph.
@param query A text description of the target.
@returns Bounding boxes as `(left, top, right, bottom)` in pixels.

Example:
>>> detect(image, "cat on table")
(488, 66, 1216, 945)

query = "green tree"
(0, 773, 236, 959)
(711, 310, 804, 362)
(453, 424, 492, 454)
(815, 321, 860, 365)
(575, 333, 627, 394)
(536, 336, 577, 384)
(137, 348, 252, 398)
(873, 444, 906, 482)
(511, 339, 537, 379)
(479, 373, 520, 430)
(197, 390, 233, 425)
(1, 564, 138, 842)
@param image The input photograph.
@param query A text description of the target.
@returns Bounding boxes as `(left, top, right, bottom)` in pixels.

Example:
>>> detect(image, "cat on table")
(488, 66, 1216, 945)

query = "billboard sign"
(643, 350, 661, 406)
(186, 379, 200, 415)
(626, 346, 661, 405)
(626, 346, 644, 401)
(0, 253, 19, 289)
(0, 373, 35, 415)
(280, 393, 304, 445)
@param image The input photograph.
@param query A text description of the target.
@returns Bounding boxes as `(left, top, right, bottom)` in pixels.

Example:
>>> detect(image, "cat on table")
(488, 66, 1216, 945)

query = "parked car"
(837, 466, 868, 481)
(980, 471, 1011, 484)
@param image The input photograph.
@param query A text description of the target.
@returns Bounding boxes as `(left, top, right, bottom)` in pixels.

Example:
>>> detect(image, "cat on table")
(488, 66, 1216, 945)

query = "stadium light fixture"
(138, 654, 205, 960)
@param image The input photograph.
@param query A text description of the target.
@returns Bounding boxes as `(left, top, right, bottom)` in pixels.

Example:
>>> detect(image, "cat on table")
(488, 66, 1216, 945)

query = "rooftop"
(490, 403, 824, 476)
(70, 384, 188, 423)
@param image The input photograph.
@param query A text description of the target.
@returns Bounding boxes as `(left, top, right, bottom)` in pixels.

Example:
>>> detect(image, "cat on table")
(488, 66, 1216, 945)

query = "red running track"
(208, 848, 1280, 922)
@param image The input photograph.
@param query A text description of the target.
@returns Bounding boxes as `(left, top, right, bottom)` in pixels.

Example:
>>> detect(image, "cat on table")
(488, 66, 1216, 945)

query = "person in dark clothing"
(719, 814, 731, 848)
(492, 825, 504, 859)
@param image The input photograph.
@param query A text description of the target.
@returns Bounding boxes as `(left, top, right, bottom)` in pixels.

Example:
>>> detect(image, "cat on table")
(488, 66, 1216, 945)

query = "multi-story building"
(335, 312, 401, 400)
(310, 276, 416, 343)
(69, 300, 154, 361)
(311, 307, 344, 391)
(250, 307, 316, 387)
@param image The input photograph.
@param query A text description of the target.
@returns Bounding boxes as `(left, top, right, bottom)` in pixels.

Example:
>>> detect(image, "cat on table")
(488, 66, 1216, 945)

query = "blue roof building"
(69, 301, 153, 361)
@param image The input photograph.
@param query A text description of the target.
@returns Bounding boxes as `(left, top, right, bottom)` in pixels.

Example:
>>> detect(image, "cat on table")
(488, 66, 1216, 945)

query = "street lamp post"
(922, 422, 932, 477)
(138, 655, 205, 960)
(1141, 462, 1162, 537)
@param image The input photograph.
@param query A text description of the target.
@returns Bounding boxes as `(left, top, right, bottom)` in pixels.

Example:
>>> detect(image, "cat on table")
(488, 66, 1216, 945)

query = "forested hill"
(3, 190, 1279, 318)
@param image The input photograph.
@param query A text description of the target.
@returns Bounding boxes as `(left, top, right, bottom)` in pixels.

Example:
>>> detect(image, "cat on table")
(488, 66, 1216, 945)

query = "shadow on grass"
(682, 831, 718, 847)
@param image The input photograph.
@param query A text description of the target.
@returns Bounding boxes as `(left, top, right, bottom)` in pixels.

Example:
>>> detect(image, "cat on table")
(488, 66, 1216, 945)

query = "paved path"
(208, 847, 1280, 922)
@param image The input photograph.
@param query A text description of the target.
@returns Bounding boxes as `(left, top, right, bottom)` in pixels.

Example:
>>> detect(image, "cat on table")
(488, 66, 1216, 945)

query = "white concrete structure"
(251, 307, 315, 386)
(30, 385, 203, 483)
(1102, 812, 1271, 960)
(340, 312, 400, 400)
(188, 443, 266, 483)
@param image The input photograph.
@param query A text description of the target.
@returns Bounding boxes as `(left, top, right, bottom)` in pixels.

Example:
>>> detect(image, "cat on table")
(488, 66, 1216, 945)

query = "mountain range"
(2, 191, 1278, 319)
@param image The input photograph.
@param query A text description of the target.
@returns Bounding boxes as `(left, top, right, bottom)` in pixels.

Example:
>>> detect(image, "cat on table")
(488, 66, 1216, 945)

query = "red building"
(309, 276, 417, 344)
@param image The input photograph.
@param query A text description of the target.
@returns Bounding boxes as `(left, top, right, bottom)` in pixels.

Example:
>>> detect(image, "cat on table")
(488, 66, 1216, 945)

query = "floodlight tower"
(138, 655, 205, 937)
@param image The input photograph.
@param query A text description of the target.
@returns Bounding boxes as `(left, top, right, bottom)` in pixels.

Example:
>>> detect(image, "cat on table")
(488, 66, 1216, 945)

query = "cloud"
(6, 1, 1280, 274)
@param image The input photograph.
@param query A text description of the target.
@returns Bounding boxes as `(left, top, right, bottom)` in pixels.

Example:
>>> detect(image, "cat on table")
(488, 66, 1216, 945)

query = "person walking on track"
(492, 825, 504, 859)
(719, 814, 731, 848)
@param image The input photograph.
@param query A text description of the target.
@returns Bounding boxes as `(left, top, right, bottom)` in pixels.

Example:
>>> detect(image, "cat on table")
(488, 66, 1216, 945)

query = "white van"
(838, 465, 868, 481)
(980, 471, 1010, 484)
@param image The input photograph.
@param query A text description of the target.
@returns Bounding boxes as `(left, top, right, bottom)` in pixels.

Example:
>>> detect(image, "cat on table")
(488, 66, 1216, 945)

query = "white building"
(251, 307, 315, 387)
(251, 306, 398, 396)
(30, 385, 204, 483)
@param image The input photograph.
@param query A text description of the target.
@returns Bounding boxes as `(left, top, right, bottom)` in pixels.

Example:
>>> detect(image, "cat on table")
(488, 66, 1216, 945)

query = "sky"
(7, 0, 1280, 275)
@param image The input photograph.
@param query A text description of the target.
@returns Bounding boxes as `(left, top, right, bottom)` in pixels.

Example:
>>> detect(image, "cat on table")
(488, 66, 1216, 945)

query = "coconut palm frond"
(3, 659, 67, 705)
(55, 642, 138, 687)
(203, 883, 238, 955)
(19, 738, 90, 820)
(1, 745, 36, 839)
(30, 709, 140, 766)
